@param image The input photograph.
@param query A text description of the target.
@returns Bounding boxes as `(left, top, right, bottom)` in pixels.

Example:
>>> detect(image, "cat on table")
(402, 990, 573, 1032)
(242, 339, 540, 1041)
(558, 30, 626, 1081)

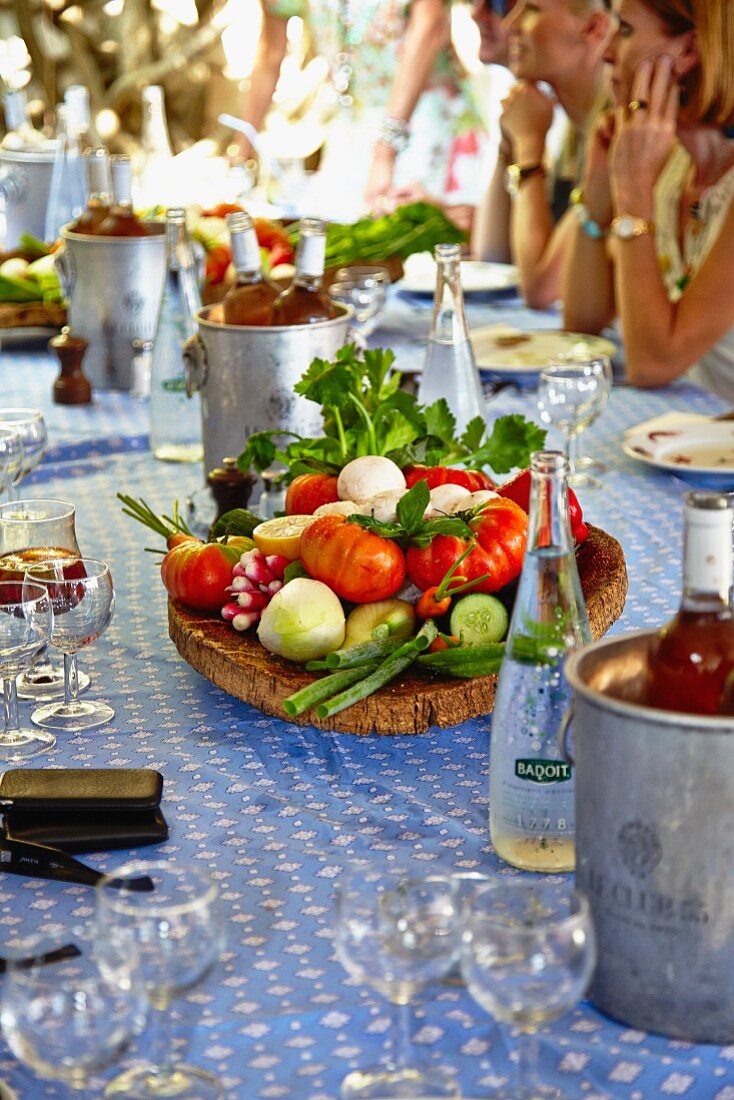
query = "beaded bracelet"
(570, 187, 608, 240)
(377, 116, 411, 154)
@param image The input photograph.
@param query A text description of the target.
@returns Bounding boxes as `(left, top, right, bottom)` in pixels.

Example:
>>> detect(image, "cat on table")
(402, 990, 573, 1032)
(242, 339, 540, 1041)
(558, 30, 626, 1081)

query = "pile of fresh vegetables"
(121, 344, 590, 722)
(0, 234, 62, 306)
(191, 203, 295, 290)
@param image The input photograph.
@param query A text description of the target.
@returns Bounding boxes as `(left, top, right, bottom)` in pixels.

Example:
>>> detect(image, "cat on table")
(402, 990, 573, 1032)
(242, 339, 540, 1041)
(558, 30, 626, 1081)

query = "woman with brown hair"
(563, 0, 734, 400)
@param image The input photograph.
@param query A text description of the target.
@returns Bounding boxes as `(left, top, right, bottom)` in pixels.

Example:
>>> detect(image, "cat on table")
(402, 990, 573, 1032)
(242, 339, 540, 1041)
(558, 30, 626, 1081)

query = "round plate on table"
(401, 255, 519, 296)
(471, 326, 618, 388)
(623, 418, 734, 490)
(168, 525, 628, 736)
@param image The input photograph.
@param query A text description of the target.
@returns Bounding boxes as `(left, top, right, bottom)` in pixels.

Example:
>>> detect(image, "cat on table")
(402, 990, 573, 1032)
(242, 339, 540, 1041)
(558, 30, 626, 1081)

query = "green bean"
(282, 663, 379, 717)
(315, 621, 438, 718)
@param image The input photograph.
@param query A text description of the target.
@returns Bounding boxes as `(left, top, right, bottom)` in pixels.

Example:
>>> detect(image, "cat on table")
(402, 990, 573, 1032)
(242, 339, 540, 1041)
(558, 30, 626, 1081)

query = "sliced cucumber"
(450, 593, 509, 646)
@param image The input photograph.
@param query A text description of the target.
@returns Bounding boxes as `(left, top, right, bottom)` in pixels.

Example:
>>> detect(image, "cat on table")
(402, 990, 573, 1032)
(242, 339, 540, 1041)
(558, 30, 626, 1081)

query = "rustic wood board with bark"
(168, 524, 628, 736)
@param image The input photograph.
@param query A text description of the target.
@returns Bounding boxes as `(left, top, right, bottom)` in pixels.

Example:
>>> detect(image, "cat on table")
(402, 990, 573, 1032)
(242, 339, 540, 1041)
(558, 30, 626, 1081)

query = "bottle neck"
(142, 89, 173, 157)
(526, 453, 575, 555)
(231, 227, 263, 280)
(430, 254, 471, 344)
(110, 158, 134, 208)
(294, 233, 326, 284)
(84, 151, 111, 204)
(681, 507, 733, 611)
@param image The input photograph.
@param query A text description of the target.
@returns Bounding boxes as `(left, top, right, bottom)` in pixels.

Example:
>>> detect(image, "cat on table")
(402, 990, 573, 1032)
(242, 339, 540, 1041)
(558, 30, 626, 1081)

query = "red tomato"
(253, 217, 293, 254)
(201, 202, 243, 219)
(407, 498, 528, 594)
(299, 515, 406, 603)
(403, 465, 496, 493)
(205, 244, 232, 286)
(285, 473, 340, 515)
(498, 468, 588, 543)
(267, 240, 295, 268)
(160, 538, 250, 612)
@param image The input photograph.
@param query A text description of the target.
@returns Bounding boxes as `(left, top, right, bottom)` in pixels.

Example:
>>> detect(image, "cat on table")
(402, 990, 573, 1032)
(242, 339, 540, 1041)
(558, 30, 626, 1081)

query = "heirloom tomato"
(498, 467, 588, 543)
(403, 465, 496, 493)
(407, 497, 528, 594)
(285, 473, 340, 515)
(299, 515, 406, 603)
(160, 537, 252, 612)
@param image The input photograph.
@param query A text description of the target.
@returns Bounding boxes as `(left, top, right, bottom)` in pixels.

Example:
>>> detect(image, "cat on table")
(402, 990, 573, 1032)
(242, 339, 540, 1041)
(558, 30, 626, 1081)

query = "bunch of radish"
(221, 549, 290, 631)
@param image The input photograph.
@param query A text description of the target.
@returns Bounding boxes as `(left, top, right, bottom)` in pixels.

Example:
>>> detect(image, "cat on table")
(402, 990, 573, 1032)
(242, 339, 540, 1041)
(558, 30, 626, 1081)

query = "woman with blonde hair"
(563, 0, 734, 401)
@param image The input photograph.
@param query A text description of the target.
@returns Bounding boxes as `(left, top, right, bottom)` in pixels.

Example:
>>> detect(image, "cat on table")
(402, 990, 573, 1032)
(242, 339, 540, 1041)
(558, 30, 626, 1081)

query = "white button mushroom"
(362, 489, 411, 524)
(313, 500, 365, 518)
(336, 455, 406, 503)
(449, 489, 500, 513)
(427, 483, 473, 516)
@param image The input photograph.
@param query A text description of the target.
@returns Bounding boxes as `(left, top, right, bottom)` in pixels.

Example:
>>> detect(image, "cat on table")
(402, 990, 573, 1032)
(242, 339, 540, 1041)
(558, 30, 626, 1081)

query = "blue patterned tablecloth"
(0, 300, 733, 1100)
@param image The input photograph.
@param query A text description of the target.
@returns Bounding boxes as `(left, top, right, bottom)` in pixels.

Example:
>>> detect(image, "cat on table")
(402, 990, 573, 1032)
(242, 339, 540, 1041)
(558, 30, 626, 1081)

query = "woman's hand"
(499, 81, 554, 165)
(581, 110, 616, 229)
(364, 144, 398, 212)
(610, 55, 679, 216)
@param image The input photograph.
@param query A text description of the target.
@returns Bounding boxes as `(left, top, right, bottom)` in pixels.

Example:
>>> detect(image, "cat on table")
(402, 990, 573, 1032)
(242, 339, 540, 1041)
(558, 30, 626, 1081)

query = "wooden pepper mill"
(207, 457, 255, 523)
(49, 327, 92, 405)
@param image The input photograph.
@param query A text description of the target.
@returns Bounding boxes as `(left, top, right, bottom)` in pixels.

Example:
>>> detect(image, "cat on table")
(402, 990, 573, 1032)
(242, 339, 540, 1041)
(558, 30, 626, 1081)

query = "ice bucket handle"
(183, 332, 208, 397)
(54, 245, 76, 299)
(558, 703, 575, 766)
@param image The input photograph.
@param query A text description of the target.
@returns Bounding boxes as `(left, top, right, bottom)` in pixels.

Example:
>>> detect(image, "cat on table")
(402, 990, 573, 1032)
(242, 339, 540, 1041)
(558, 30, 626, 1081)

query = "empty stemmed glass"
(24, 556, 114, 731)
(461, 879, 597, 1100)
(537, 356, 612, 490)
(0, 408, 47, 500)
(0, 428, 23, 499)
(327, 266, 390, 345)
(95, 860, 226, 1100)
(334, 866, 462, 1099)
(0, 498, 90, 700)
(0, 580, 54, 758)
(0, 928, 147, 1097)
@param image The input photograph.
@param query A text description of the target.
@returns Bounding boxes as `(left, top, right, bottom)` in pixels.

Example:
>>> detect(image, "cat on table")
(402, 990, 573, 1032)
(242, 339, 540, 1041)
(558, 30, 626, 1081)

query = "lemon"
(252, 514, 315, 561)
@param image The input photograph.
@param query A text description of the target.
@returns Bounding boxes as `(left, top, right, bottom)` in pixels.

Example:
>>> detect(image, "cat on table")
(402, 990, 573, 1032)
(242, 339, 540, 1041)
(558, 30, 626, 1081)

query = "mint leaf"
(395, 480, 430, 533)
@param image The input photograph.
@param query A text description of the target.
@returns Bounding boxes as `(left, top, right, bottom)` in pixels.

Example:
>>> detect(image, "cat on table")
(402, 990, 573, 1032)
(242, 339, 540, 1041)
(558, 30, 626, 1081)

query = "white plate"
(0, 325, 60, 347)
(471, 326, 618, 384)
(401, 254, 519, 295)
(623, 418, 734, 489)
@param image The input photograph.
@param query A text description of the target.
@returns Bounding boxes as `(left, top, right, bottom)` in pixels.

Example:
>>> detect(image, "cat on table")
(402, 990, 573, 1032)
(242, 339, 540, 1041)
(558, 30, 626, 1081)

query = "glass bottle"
(97, 155, 150, 236)
(418, 243, 486, 435)
(223, 211, 280, 325)
(63, 85, 99, 153)
(68, 148, 111, 234)
(1, 89, 48, 151)
(43, 105, 86, 240)
(646, 491, 734, 716)
(269, 217, 339, 325)
(149, 208, 204, 463)
(489, 451, 592, 873)
(137, 85, 174, 208)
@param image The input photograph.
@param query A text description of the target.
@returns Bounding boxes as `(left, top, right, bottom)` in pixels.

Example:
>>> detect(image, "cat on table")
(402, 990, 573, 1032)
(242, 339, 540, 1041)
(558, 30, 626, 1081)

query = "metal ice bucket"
(562, 630, 734, 1042)
(56, 224, 167, 391)
(183, 304, 351, 479)
(0, 147, 57, 249)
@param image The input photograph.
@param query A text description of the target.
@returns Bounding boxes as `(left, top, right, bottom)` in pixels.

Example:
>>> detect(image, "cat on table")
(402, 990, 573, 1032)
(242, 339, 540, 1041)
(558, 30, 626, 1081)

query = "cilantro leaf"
(465, 415, 547, 474)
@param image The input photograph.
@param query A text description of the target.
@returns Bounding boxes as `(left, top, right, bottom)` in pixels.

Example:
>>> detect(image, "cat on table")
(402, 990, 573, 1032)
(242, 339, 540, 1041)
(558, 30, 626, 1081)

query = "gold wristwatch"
(610, 214, 655, 241)
(504, 162, 546, 198)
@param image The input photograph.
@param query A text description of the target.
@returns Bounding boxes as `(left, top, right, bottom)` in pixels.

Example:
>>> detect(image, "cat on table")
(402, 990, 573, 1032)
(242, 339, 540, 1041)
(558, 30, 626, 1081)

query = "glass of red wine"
(24, 557, 115, 732)
(0, 499, 91, 700)
(0, 580, 55, 759)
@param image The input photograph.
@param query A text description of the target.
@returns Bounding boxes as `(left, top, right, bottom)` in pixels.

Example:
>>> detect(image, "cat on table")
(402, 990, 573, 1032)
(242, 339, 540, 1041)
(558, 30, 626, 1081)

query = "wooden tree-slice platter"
(168, 524, 627, 736)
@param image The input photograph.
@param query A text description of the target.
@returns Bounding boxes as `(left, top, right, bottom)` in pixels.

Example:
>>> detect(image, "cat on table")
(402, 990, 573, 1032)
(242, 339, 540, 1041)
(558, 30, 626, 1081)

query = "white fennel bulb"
(257, 578, 345, 663)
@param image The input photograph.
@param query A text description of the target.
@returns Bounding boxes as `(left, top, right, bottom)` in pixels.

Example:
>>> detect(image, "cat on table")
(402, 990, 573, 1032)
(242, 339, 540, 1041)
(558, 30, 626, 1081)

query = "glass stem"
(3, 679, 20, 734)
(389, 1000, 414, 1070)
(516, 1027, 541, 1092)
(567, 430, 580, 475)
(64, 652, 80, 706)
(146, 1003, 181, 1078)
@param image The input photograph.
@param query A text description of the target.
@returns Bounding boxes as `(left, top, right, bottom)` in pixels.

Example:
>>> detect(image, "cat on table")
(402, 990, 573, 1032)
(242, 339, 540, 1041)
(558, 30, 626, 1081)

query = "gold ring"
(628, 99, 649, 113)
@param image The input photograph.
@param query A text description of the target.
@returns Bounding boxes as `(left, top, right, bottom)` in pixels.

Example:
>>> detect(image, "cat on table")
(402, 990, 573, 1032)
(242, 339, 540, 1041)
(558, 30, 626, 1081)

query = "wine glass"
(0, 580, 55, 759)
(334, 867, 462, 1099)
(0, 428, 23, 499)
(95, 860, 226, 1100)
(24, 556, 115, 731)
(0, 408, 47, 500)
(461, 879, 597, 1100)
(537, 356, 612, 490)
(0, 928, 147, 1097)
(0, 498, 90, 700)
(327, 266, 390, 344)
